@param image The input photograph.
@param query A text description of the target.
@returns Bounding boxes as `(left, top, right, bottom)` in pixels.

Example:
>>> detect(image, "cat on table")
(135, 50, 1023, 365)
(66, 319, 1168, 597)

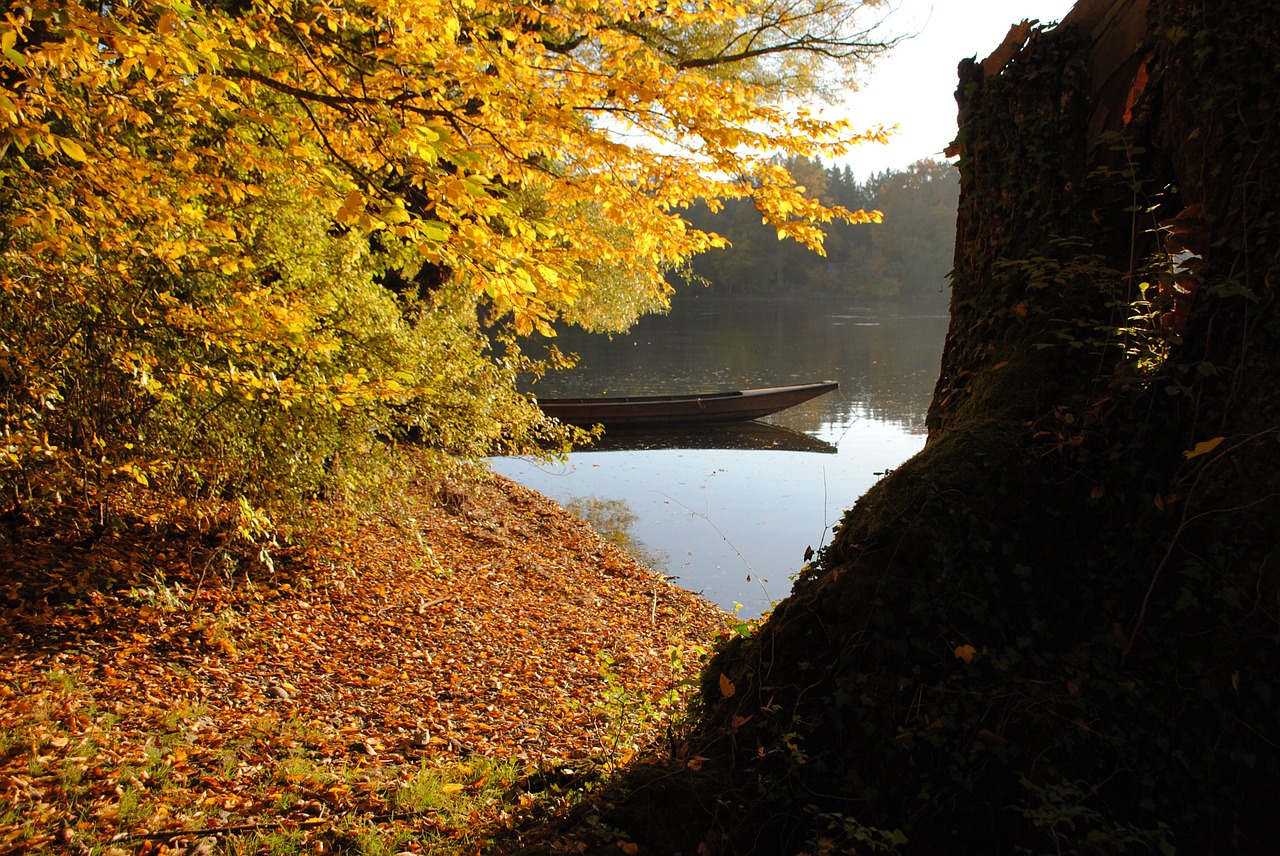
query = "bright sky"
(830, 0, 1079, 178)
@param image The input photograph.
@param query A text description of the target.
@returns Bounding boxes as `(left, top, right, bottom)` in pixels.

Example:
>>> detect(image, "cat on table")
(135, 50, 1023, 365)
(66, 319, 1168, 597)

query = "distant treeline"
(680, 157, 958, 305)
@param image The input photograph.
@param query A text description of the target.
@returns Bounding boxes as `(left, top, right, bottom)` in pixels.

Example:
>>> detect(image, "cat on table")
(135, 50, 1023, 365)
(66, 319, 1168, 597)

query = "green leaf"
(418, 220, 450, 242)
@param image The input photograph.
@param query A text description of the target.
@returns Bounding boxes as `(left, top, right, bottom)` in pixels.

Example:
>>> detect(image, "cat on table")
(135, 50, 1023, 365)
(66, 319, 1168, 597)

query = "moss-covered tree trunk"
(598, 1, 1280, 853)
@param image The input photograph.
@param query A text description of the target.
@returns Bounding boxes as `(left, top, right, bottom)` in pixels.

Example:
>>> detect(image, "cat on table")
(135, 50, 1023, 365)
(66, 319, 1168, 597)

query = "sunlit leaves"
(0, 0, 888, 514)
(0, 463, 727, 850)
(1, 0, 883, 332)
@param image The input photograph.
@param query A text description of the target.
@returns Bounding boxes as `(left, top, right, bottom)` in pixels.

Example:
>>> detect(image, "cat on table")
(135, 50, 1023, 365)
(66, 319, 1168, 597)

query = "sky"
(827, 0, 1079, 178)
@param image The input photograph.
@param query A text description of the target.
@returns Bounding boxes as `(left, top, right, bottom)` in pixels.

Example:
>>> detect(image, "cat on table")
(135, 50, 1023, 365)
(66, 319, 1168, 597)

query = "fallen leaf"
(1183, 436, 1225, 459)
(0, 455, 730, 851)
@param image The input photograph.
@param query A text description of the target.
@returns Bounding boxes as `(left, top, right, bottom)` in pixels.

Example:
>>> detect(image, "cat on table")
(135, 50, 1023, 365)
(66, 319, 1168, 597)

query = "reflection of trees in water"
(565, 496, 668, 573)
(529, 299, 947, 430)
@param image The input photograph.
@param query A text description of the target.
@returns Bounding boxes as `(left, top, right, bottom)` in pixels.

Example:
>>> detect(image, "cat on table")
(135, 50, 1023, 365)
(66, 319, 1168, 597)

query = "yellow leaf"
(439, 783, 464, 794)
(1183, 436, 1225, 460)
(57, 137, 87, 162)
(336, 188, 364, 224)
(954, 644, 976, 665)
(719, 672, 736, 698)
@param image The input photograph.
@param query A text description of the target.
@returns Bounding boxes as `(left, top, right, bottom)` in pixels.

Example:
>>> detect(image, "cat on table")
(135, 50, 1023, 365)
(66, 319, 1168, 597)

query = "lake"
(490, 295, 949, 618)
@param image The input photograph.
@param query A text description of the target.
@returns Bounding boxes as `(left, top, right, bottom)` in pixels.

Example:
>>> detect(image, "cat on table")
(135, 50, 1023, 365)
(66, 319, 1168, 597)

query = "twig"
(121, 807, 439, 841)
(1124, 428, 1280, 662)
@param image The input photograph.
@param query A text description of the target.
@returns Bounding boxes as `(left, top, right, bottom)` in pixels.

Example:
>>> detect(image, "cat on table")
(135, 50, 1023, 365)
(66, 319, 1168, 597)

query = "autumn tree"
(0, 0, 892, 523)
(587, 0, 1280, 853)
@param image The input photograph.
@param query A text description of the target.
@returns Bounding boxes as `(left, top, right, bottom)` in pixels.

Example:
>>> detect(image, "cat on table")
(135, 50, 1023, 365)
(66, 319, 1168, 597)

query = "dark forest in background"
(680, 157, 958, 305)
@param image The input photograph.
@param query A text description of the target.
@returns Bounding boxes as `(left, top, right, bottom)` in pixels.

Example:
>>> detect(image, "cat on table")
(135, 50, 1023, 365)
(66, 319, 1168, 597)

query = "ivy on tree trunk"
(594, 1, 1280, 853)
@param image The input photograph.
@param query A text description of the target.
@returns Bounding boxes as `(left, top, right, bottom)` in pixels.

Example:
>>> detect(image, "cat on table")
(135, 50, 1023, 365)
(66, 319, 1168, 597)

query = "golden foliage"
(0, 0, 887, 513)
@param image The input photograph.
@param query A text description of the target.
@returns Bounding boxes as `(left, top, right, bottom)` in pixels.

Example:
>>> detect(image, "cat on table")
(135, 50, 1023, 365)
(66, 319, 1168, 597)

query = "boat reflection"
(579, 420, 837, 453)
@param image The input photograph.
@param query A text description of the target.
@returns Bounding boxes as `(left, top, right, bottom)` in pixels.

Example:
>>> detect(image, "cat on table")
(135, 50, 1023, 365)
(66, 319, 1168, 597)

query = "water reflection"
(564, 496, 669, 573)
(494, 297, 948, 617)
(587, 421, 837, 454)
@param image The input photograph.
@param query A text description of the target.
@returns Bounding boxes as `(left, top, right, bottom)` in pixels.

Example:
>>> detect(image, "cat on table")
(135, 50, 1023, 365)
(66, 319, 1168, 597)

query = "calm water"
(491, 296, 949, 617)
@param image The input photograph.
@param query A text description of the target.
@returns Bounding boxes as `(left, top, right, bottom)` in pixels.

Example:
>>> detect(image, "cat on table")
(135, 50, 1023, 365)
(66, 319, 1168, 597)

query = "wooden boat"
(536, 381, 839, 427)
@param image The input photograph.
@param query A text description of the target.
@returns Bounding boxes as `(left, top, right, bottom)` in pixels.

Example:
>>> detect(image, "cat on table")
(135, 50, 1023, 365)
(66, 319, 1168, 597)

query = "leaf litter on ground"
(0, 452, 730, 854)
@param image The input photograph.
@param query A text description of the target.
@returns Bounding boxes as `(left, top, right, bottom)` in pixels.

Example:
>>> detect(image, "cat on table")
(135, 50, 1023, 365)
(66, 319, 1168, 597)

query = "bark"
(592, 1, 1280, 853)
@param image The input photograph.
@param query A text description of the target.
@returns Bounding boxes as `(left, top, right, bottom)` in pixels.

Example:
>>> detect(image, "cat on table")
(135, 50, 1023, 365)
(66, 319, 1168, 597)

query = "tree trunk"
(595, 1, 1280, 853)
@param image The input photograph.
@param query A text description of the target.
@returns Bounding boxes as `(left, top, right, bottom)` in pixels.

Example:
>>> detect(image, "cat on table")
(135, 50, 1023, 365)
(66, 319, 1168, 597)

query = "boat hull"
(537, 381, 839, 427)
